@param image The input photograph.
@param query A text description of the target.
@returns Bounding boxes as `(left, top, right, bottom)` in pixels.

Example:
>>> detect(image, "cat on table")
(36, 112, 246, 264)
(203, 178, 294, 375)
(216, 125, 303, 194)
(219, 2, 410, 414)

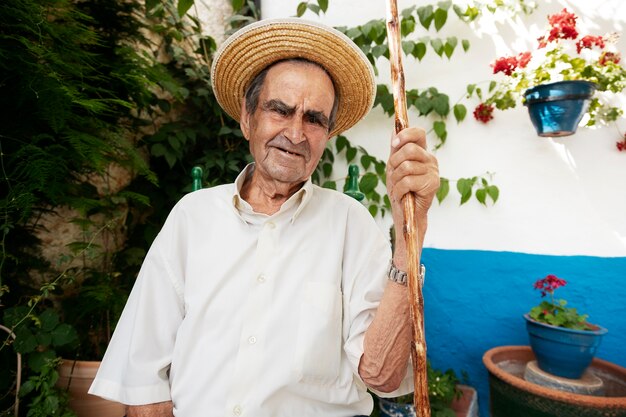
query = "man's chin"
(261, 164, 308, 185)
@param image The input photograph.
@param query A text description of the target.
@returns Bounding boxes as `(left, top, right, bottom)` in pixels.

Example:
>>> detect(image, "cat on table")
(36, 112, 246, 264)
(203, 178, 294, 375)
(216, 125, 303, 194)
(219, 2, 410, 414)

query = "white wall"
(262, 0, 626, 257)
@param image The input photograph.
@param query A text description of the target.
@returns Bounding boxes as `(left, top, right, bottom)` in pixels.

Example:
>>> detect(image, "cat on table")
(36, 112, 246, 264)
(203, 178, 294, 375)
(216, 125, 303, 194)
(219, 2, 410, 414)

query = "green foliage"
(313, 136, 390, 217)
(380, 362, 462, 416)
(295, 0, 328, 17)
(530, 300, 592, 331)
(18, 358, 76, 417)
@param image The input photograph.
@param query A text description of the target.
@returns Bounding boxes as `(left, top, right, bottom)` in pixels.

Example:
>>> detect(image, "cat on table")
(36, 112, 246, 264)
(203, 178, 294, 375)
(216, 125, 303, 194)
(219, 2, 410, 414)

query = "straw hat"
(211, 18, 376, 137)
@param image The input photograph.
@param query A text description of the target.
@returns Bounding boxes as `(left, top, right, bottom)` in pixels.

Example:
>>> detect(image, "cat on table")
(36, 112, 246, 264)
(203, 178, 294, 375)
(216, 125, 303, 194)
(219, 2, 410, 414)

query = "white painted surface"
(261, 0, 626, 256)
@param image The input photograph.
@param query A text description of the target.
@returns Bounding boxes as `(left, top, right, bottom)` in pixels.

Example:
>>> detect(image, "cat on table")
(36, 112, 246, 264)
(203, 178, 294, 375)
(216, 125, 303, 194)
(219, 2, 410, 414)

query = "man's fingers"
(390, 127, 427, 151)
(392, 173, 440, 203)
(388, 142, 433, 172)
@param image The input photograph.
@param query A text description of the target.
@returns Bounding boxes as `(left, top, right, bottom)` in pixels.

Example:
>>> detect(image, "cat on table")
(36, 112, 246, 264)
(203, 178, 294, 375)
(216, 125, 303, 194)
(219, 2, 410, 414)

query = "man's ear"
(240, 100, 250, 141)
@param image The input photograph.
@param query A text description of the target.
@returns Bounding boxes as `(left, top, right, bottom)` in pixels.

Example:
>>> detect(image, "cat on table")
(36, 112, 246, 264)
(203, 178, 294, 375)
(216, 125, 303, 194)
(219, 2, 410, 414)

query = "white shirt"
(89, 165, 412, 416)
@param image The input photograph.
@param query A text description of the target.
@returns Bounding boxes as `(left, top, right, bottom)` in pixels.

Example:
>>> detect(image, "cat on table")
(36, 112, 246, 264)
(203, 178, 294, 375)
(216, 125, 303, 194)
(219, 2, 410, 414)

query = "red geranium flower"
(517, 52, 532, 68)
(473, 103, 494, 124)
(600, 51, 621, 66)
(546, 8, 578, 42)
(493, 56, 518, 76)
(533, 274, 567, 297)
(576, 35, 605, 53)
(617, 134, 626, 152)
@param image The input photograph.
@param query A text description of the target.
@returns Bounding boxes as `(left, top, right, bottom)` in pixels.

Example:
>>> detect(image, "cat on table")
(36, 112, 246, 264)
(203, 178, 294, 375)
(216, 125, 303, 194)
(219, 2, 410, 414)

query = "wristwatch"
(387, 261, 426, 286)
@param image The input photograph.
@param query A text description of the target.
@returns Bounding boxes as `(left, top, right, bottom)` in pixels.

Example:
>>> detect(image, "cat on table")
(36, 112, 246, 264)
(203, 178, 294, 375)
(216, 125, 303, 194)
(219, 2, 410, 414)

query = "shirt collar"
(231, 163, 313, 224)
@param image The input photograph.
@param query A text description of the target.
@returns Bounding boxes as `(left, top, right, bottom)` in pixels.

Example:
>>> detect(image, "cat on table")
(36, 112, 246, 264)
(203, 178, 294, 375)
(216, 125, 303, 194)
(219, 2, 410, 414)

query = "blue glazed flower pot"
(524, 314, 607, 379)
(523, 80, 597, 137)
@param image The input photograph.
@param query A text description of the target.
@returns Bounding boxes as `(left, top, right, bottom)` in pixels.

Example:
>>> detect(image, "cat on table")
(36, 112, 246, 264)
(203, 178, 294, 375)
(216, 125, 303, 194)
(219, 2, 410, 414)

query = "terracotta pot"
(57, 360, 125, 417)
(483, 346, 626, 417)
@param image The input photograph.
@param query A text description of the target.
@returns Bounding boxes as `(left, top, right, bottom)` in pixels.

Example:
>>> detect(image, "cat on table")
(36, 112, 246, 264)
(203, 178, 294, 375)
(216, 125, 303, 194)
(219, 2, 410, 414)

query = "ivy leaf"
(436, 177, 449, 203)
(177, 0, 194, 17)
(489, 80, 497, 92)
(346, 147, 357, 163)
(322, 181, 336, 190)
(368, 205, 379, 217)
(296, 2, 307, 17)
(453, 104, 467, 123)
(432, 94, 449, 116)
(307, 3, 321, 14)
(487, 185, 500, 203)
(359, 173, 379, 193)
(417, 5, 434, 30)
(372, 45, 387, 59)
(318, 0, 328, 12)
(476, 188, 487, 205)
(231, 0, 244, 10)
(438, 0, 452, 10)
(466, 84, 476, 97)
(457, 178, 473, 205)
(430, 38, 444, 57)
(401, 16, 416, 37)
(433, 8, 448, 31)
(444, 37, 457, 59)
(336, 135, 348, 152)
(414, 42, 427, 60)
(375, 161, 386, 177)
(361, 155, 373, 169)
(414, 96, 432, 116)
(433, 121, 447, 145)
(402, 41, 415, 56)
(462, 39, 470, 52)
(384, 194, 391, 209)
(322, 162, 332, 178)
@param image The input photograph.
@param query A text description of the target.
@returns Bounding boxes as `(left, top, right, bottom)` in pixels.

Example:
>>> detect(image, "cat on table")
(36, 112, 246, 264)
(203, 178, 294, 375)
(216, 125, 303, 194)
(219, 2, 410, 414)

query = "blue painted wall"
(421, 248, 626, 417)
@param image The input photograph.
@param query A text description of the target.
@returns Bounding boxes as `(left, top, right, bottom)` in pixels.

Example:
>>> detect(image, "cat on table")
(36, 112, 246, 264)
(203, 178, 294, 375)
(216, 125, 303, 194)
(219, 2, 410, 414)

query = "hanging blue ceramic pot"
(523, 80, 597, 137)
(524, 314, 607, 379)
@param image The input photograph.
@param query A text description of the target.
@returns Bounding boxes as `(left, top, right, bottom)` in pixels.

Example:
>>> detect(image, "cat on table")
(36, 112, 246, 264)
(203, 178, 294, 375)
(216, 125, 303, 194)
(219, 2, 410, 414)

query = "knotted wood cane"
(385, 1, 431, 416)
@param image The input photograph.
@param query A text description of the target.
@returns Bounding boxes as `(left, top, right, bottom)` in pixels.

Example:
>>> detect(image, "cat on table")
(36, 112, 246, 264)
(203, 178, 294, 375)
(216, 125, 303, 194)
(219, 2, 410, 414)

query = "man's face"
(240, 61, 335, 186)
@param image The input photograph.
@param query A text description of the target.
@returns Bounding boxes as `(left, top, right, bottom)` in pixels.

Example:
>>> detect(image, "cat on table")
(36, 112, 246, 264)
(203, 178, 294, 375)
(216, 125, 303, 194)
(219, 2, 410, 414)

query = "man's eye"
(274, 108, 288, 116)
(306, 115, 322, 126)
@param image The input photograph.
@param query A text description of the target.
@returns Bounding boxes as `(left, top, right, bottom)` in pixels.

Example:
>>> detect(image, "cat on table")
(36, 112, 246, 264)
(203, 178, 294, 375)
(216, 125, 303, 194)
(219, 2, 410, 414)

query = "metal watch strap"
(387, 261, 425, 286)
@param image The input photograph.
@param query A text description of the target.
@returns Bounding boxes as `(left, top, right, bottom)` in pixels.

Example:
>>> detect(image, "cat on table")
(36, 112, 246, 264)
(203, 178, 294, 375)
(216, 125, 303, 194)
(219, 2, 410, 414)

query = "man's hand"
(386, 127, 439, 268)
(127, 401, 174, 417)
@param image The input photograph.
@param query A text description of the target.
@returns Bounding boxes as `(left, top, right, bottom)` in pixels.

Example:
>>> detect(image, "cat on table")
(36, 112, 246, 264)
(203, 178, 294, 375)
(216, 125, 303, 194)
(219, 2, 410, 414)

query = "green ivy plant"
(371, 362, 466, 417)
(304, 1, 508, 208)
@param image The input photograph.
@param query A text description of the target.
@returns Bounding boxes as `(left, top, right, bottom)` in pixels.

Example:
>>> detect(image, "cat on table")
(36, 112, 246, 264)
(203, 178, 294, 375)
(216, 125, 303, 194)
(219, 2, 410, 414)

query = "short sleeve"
(89, 210, 186, 405)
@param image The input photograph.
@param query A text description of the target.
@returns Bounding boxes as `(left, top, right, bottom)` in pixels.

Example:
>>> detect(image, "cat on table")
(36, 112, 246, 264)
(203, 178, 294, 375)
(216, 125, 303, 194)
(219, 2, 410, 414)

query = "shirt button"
(248, 336, 257, 344)
(233, 405, 242, 415)
(257, 274, 266, 283)
(266, 221, 275, 229)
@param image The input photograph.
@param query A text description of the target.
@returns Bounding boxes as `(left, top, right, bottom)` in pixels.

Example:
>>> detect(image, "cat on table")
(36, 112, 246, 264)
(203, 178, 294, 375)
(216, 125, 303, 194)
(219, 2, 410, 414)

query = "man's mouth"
(274, 146, 301, 157)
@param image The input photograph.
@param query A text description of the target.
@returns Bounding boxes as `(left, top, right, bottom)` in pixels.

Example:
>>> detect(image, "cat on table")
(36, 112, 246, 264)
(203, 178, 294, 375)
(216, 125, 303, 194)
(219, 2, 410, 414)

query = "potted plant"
(472, 8, 626, 139)
(524, 274, 607, 379)
(375, 362, 478, 417)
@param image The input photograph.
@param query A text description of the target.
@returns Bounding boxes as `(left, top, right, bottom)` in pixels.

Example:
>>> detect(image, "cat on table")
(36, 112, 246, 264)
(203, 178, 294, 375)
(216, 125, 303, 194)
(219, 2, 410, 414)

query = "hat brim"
(211, 18, 376, 137)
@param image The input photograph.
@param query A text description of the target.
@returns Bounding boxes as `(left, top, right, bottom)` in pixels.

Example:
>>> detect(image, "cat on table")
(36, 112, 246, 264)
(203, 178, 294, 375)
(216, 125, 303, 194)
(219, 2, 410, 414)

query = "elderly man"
(90, 18, 439, 417)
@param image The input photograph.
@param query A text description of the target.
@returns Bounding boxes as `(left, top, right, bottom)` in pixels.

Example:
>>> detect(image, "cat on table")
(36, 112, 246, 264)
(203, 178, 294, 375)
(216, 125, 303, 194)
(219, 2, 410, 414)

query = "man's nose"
(283, 116, 306, 144)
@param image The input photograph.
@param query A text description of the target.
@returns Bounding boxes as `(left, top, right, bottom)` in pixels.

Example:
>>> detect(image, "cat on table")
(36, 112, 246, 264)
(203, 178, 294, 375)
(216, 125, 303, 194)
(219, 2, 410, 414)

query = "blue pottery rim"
(523, 80, 597, 106)
(523, 314, 608, 336)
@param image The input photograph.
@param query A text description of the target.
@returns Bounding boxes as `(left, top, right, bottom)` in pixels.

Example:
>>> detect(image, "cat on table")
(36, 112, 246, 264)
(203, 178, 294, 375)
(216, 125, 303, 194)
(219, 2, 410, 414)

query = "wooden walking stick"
(385, 1, 431, 416)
